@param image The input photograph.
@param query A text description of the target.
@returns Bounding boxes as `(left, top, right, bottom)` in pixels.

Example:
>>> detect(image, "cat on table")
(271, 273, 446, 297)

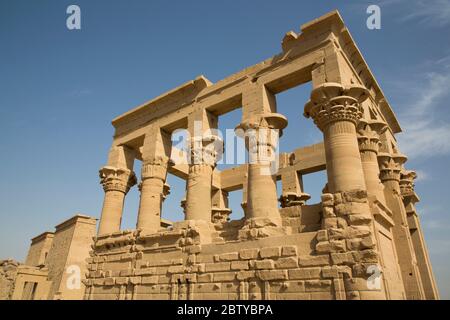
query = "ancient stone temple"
(84, 10, 438, 300)
(0, 214, 97, 300)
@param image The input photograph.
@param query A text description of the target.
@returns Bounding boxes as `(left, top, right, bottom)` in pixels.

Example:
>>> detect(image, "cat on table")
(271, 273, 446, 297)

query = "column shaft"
(136, 160, 168, 232)
(357, 120, 388, 203)
(185, 164, 213, 221)
(238, 113, 287, 226)
(379, 154, 425, 300)
(137, 177, 164, 230)
(304, 83, 369, 194)
(361, 151, 385, 201)
(247, 162, 279, 221)
(98, 166, 136, 235)
(323, 121, 366, 192)
(305, 82, 387, 300)
(98, 190, 126, 234)
(400, 171, 439, 299)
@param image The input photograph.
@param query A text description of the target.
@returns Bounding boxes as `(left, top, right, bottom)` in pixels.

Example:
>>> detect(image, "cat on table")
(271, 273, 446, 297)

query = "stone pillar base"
(172, 220, 218, 245)
(279, 192, 311, 207)
(238, 217, 290, 240)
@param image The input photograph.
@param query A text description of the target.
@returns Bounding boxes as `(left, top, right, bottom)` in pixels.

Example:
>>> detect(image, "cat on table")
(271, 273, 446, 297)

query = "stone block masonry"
(84, 10, 438, 300)
(4, 10, 437, 300)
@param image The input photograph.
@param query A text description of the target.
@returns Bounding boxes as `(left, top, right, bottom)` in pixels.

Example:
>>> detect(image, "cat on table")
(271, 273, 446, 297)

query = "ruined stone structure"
(0, 215, 97, 300)
(2, 10, 437, 301)
(83, 11, 439, 300)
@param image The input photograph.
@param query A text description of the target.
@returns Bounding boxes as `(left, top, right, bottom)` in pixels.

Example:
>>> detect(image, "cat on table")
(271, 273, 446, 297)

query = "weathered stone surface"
(288, 268, 322, 280)
(298, 255, 330, 267)
(239, 248, 259, 260)
(281, 246, 297, 257)
(213, 272, 236, 282)
(142, 276, 159, 284)
(219, 252, 239, 261)
(205, 262, 231, 272)
(259, 247, 281, 259)
(316, 240, 346, 253)
(168, 265, 184, 273)
(231, 260, 249, 270)
(6, 10, 437, 302)
(275, 257, 299, 269)
(331, 252, 355, 265)
(237, 271, 255, 280)
(256, 270, 288, 281)
(254, 260, 275, 270)
(197, 273, 214, 283)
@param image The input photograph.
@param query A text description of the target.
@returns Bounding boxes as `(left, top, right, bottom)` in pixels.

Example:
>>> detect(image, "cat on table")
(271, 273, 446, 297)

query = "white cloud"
(398, 123, 450, 158)
(414, 169, 430, 181)
(378, 0, 450, 28)
(395, 56, 450, 159)
(400, 0, 450, 27)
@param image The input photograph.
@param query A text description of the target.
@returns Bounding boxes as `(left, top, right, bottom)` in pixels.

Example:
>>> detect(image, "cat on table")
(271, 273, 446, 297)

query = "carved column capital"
(279, 192, 311, 207)
(141, 155, 169, 181)
(237, 112, 288, 132)
(180, 196, 187, 215)
(211, 207, 232, 224)
(189, 134, 223, 168)
(357, 119, 387, 153)
(237, 113, 287, 165)
(162, 183, 171, 201)
(400, 170, 420, 202)
(99, 166, 137, 193)
(378, 153, 408, 183)
(304, 82, 369, 131)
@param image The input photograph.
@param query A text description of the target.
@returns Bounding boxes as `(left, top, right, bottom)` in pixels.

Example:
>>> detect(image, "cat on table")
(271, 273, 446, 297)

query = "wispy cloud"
(378, 0, 450, 28)
(415, 169, 430, 181)
(395, 55, 450, 159)
(400, 0, 450, 27)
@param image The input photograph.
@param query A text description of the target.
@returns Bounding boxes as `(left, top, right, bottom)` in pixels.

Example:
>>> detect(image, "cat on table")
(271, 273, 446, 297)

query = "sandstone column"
(185, 161, 215, 221)
(305, 82, 388, 300)
(279, 168, 310, 208)
(378, 153, 425, 299)
(184, 109, 221, 222)
(237, 85, 287, 230)
(136, 156, 169, 232)
(98, 146, 136, 235)
(136, 127, 171, 233)
(211, 189, 232, 224)
(244, 117, 286, 225)
(357, 119, 387, 203)
(304, 82, 368, 193)
(400, 170, 439, 300)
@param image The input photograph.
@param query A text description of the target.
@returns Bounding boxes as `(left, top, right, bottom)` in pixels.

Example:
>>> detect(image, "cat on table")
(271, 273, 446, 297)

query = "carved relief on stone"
(236, 113, 287, 164)
(189, 133, 223, 168)
(357, 119, 387, 154)
(99, 166, 137, 193)
(278, 192, 311, 208)
(141, 155, 169, 181)
(211, 207, 232, 224)
(304, 82, 369, 131)
(162, 183, 171, 201)
(377, 153, 407, 183)
(400, 170, 417, 198)
(180, 196, 187, 215)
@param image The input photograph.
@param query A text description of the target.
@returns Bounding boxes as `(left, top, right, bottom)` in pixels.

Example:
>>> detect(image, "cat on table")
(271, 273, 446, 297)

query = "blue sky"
(1, 0, 449, 298)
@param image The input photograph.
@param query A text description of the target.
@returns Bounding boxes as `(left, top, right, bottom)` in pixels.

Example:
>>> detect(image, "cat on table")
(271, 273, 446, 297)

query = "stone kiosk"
(83, 10, 438, 300)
